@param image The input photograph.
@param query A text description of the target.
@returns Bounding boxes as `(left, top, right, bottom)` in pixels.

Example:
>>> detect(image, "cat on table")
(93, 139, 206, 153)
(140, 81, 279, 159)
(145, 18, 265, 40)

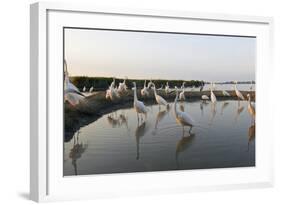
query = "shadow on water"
(175, 131, 196, 169)
(135, 121, 149, 160)
(69, 130, 88, 175)
(248, 123, 255, 152)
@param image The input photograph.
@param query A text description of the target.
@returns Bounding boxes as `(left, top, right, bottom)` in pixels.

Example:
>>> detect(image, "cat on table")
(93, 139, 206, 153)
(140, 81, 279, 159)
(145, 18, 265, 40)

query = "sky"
(64, 28, 256, 82)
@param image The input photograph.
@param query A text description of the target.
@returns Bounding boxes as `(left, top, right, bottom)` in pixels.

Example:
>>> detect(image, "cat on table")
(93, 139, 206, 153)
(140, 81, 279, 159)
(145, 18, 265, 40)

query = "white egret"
(117, 77, 128, 94)
(201, 95, 209, 101)
(64, 60, 85, 106)
(141, 80, 149, 97)
(147, 79, 153, 89)
(210, 83, 217, 104)
(152, 83, 169, 109)
(106, 78, 120, 101)
(173, 88, 195, 133)
(83, 86, 86, 92)
(234, 81, 245, 101)
(89, 86, 94, 93)
(165, 82, 170, 94)
(247, 94, 255, 122)
(132, 82, 149, 121)
(179, 86, 186, 101)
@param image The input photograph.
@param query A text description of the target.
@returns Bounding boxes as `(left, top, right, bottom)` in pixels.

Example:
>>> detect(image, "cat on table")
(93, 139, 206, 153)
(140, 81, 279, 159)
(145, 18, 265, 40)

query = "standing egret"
(247, 94, 255, 122)
(117, 77, 128, 94)
(64, 60, 85, 106)
(132, 82, 149, 121)
(89, 86, 94, 93)
(83, 86, 86, 92)
(179, 85, 186, 101)
(106, 78, 120, 101)
(165, 82, 170, 94)
(210, 83, 217, 104)
(147, 79, 153, 89)
(152, 83, 169, 110)
(173, 88, 195, 133)
(141, 80, 149, 97)
(234, 81, 245, 101)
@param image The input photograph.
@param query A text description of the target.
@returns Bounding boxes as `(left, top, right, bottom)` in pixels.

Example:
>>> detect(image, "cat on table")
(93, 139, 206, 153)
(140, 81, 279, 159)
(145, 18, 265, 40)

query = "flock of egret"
(103, 78, 255, 134)
(64, 62, 255, 134)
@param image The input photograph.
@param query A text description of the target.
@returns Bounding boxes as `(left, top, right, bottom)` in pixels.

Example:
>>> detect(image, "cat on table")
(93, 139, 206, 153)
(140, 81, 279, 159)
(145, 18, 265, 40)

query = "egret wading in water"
(64, 60, 85, 106)
(210, 83, 217, 104)
(132, 82, 149, 122)
(173, 88, 195, 133)
(141, 80, 149, 97)
(247, 93, 255, 123)
(152, 83, 169, 110)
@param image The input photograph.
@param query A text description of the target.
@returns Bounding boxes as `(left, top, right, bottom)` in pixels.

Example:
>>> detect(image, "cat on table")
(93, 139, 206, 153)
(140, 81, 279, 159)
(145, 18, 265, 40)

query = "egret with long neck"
(152, 83, 168, 110)
(173, 88, 195, 133)
(133, 82, 149, 121)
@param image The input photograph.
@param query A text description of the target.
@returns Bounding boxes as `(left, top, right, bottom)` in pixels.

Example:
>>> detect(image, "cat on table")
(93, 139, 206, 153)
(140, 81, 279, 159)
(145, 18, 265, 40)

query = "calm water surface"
(64, 99, 255, 176)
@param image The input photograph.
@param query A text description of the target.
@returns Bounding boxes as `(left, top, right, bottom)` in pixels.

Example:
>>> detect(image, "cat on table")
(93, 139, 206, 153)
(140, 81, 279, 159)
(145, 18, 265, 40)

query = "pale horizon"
(64, 28, 256, 82)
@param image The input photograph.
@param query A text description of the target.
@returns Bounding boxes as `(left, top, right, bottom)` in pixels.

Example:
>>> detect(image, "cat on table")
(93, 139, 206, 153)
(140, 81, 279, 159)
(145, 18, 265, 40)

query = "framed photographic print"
(30, 2, 274, 202)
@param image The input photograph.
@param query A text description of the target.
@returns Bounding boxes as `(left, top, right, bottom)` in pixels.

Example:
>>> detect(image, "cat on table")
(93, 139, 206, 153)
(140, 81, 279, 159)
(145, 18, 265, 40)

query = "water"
(64, 98, 255, 176)
(203, 83, 255, 91)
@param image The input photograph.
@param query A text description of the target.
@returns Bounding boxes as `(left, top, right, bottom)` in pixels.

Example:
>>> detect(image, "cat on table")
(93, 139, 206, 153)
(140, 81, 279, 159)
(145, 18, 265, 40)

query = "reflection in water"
(180, 103, 185, 112)
(135, 121, 149, 160)
(209, 103, 216, 125)
(64, 99, 255, 176)
(175, 132, 196, 169)
(248, 124, 255, 151)
(69, 131, 88, 175)
(235, 105, 244, 121)
(154, 109, 168, 131)
(107, 114, 120, 128)
(221, 102, 229, 115)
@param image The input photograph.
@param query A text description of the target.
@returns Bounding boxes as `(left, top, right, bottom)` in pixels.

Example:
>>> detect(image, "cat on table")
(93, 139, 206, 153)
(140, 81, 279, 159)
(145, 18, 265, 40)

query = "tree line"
(70, 76, 205, 91)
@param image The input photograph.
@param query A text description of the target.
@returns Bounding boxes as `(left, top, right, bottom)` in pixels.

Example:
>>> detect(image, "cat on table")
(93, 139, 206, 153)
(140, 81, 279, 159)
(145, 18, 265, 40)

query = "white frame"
(30, 2, 274, 202)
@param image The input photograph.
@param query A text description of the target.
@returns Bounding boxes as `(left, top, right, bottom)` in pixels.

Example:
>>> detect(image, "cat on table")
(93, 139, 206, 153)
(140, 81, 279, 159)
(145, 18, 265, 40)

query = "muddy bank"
(64, 90, 255, 142)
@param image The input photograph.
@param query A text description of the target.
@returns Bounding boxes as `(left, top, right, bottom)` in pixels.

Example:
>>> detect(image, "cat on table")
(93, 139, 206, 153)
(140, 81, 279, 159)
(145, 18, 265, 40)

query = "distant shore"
(64, 90, 255, 142)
